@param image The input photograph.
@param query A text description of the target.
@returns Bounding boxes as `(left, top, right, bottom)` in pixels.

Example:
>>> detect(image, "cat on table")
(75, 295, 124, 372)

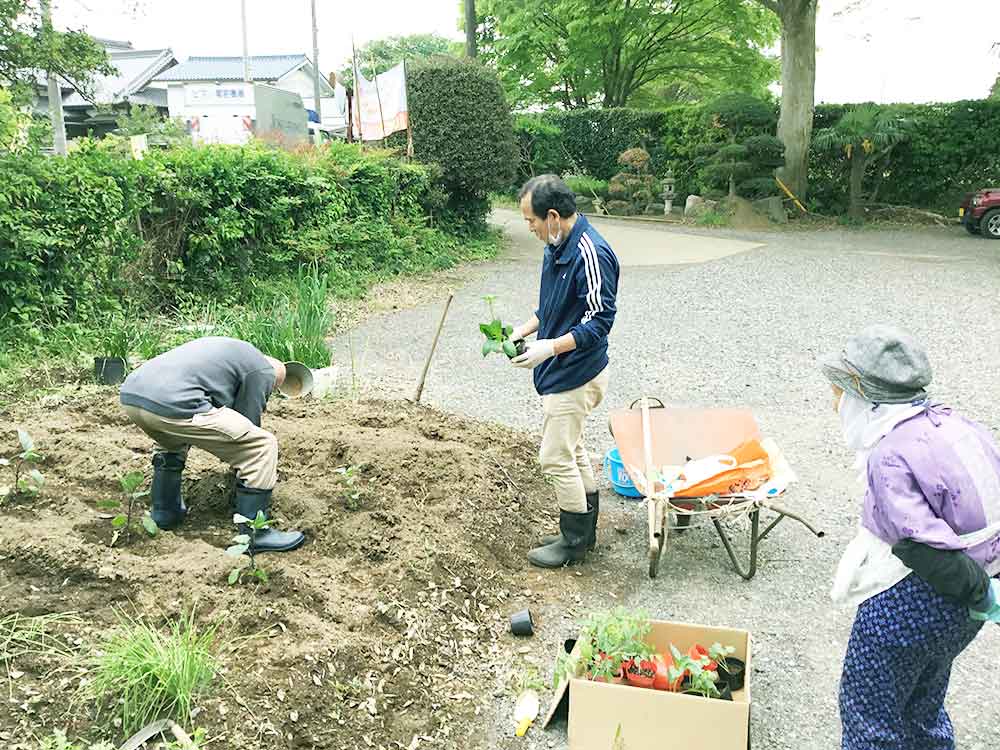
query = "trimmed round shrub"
(406, 57, 517, 232)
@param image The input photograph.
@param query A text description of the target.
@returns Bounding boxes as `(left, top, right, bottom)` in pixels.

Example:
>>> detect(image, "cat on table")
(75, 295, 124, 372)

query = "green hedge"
(0, 141, 493, 334)
(402, 57, 517, 232)
(515, 99, 1000, 214)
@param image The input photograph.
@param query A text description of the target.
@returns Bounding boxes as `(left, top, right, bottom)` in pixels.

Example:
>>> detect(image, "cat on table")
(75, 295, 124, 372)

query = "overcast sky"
(52, 0, 999, 104)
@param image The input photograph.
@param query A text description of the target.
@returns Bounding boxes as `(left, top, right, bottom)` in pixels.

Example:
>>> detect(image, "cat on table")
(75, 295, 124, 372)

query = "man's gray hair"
(519, 174, 577, 219)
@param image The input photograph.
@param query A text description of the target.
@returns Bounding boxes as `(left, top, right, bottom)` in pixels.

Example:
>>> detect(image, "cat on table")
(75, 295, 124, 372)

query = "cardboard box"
(544, 619, 752, 750)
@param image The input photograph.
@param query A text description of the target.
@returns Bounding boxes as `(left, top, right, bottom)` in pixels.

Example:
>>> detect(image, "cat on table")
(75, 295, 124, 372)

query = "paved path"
(329, 212, 1000, 750)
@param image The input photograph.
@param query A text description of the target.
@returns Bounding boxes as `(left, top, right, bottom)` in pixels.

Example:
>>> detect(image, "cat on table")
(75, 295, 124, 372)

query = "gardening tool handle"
(413, 292, 454, 403)
(630, 396, 664, 410)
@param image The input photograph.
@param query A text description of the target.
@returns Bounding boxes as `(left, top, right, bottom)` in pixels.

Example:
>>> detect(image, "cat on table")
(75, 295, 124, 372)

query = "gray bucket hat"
(278, 361, 314, 399)
(820, 324, 932, 404)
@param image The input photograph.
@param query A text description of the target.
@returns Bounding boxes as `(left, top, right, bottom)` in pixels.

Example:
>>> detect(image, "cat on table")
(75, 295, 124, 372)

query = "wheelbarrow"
(608, 398, 824, 580)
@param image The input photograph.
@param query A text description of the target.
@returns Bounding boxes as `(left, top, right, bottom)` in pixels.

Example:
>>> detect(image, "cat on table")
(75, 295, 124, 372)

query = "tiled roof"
(62, 49, 177, 107)
(154, 54, 308, 83)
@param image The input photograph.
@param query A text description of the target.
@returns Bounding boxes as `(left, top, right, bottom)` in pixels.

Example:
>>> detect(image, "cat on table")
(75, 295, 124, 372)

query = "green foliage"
(405, 57, 517, 233)
(84, 609, 217, 736)
(553, 607, 655, 687)
(0, 427, 43, 502)
(478, 0, 778, 108)
(564, 175, 609, 200)
(36, 731, 114, 750)
(696, 209, 729, 228)
(225, 264, 332, 369)
(608, 148, 658, 215)
(334, 465, 364, 510)
(337, 33, 459, 92)
(0, 140, 498, 342)
(703, 93, 777, 136)
(513, 115, 565, 183)
(113, 104, 187, 146)
(0, 0, 114, 104)
(226, 511, 270, 585)
(479, 294, 518, 358)
(97, 470, 155, 547)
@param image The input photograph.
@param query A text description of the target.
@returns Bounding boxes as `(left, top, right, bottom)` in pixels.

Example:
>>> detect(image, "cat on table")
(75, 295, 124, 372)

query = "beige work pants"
(122, 405, 278, 490)
(539, 368, 610, 513)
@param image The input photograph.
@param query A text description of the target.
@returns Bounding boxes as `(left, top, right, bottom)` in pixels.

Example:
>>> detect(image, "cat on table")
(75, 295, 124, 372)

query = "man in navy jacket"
(509, 175, 620, 568)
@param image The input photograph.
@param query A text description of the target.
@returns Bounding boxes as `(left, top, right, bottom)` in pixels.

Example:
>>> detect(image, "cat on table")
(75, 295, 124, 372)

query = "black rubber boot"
(151, 452, 187, 530)
(528, 508, 593, 568)
(540, 491, 599, 550)
(234, 484, 305, 553)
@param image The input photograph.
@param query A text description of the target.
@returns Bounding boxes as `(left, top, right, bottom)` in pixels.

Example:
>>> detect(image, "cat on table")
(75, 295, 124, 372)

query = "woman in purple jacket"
(822, 325, 1000, 750)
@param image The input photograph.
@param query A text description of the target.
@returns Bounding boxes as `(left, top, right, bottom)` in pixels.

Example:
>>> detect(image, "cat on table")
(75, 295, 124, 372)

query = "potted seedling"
(93, 314, 134, 385)
(0, 428, 44, 503)
(226, 511, 271, 585)
(479, 294, 525, 359)
(96, 470, 157, 547)
(709, 642, 745, 692)
(553, 608, 655, 688)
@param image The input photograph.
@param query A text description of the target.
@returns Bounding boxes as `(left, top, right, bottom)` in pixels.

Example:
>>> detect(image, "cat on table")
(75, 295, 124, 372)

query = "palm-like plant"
(813, 105, 911, 219)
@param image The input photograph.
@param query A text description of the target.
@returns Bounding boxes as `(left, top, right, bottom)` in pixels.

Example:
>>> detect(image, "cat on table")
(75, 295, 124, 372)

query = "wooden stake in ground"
(413, 293, 454, 403)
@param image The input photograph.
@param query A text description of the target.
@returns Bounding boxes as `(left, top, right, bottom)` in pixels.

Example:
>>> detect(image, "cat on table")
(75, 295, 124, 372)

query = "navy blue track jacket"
(533, 215, 619, 396)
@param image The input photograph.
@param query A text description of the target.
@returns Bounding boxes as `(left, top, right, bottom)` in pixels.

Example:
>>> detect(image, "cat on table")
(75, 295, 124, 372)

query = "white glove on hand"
(512, 339, 556, 369)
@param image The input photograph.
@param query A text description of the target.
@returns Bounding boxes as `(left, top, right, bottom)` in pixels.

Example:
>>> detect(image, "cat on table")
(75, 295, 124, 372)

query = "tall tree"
(479, 0, 778, 109)
(750, 0, 818, 199)
(339, 33, 458, 90)
(464, 0, 477, 58)
(0, 0, 112, 104)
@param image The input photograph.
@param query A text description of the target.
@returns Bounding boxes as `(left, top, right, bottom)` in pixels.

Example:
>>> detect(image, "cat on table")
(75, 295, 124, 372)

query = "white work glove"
(512, 339, 556, 369)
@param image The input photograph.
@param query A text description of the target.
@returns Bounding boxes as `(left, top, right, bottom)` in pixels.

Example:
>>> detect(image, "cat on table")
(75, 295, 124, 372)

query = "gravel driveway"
(329, 211, 1000, 749)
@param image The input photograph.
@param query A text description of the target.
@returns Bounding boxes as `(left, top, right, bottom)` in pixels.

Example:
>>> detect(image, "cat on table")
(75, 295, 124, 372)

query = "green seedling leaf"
(478, 323, 494, 337)
(22, 451, 41, 463)
(504, 325, 514, 337)
(233, 514, 252, 525)
(253, 568, 269, 584)
(502, 340, 517, 358)
(228, 568, 241, 585)
(112, 515, 127, 528)
(96, 499, 119, 510)
(225, 544, 249, 557)
(481, 340, 493, 357)
(28, 469, 44, 487)
(141, 515, 158, 536)
(487, 319, 504, 339)
(16, 429, 33, 453)
(120, 471, 144, 494)
(251, 511, 269, 529)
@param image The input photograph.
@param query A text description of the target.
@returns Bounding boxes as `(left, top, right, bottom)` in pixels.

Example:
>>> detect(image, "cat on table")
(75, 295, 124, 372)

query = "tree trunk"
(464, 0, 478, 58)
(776, 1, 817, 199)
(848, 146, 866, 220)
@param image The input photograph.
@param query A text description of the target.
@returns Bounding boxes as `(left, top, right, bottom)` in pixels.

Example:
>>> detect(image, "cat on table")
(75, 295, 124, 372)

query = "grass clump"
(84, 610, 217, 736)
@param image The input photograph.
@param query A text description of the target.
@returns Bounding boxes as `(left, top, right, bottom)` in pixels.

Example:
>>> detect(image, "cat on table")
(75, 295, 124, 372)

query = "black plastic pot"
(714, 680, 733, 701)
(94, 356, 127, 385)
(718, 658, 746, 692)
(510, 609, 534, 636)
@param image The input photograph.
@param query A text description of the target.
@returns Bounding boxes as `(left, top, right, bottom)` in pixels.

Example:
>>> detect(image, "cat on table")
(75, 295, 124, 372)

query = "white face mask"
(546, 215, 563, 246)
(838, 391, 871, 452)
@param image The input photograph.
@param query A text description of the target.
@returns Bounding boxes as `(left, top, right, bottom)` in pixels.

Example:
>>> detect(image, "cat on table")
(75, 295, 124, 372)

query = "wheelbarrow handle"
(761, 500, 825, 538)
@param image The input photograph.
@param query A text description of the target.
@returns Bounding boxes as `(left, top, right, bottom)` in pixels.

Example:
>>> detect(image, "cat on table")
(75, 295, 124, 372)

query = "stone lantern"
(662, 169, 676, 216)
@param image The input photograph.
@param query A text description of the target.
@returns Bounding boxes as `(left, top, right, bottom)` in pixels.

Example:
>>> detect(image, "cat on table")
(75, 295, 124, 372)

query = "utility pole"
(40, 0, 67, 155)
(464, 0, 477, 58)
(310, 0, 322, 121)
(241, 0, 252, 82)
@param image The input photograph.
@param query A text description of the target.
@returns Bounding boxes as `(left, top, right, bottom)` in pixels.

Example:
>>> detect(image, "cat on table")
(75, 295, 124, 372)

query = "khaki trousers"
(539, 368, 610, 513)
(122, 405, 278, 490)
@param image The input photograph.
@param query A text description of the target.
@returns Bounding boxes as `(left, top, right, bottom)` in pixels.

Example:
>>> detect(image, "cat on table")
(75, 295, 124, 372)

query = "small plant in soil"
(479, 294, 525, 359)
(335, 465, 363, 510)
(226, 511, 270, 585)
(97, 470, 157, 547)
(0, 428, 44, 503)
(83, 608, 216, 735)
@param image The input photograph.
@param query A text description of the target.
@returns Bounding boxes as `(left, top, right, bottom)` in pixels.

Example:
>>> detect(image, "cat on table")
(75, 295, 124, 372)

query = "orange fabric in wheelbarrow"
(673, 439, 771, 497)
(607, 406, 770, 497)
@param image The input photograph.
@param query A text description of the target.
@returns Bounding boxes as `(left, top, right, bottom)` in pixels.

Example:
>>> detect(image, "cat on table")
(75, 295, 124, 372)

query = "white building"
(153, 54, 347, 132)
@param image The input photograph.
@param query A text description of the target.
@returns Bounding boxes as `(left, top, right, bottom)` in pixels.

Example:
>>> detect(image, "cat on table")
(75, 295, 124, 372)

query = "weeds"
(96, 471, 157, 547)
(0, 611, 80, 665)
(696, 209, 729, 228)
(226, 511, 270, 585)
(83, 609, 217, 735)
(226, 264, 333, 368)
(1, 428, 44, 502)
(36, 731, 114, 750)
(335, 465, 363, 510)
